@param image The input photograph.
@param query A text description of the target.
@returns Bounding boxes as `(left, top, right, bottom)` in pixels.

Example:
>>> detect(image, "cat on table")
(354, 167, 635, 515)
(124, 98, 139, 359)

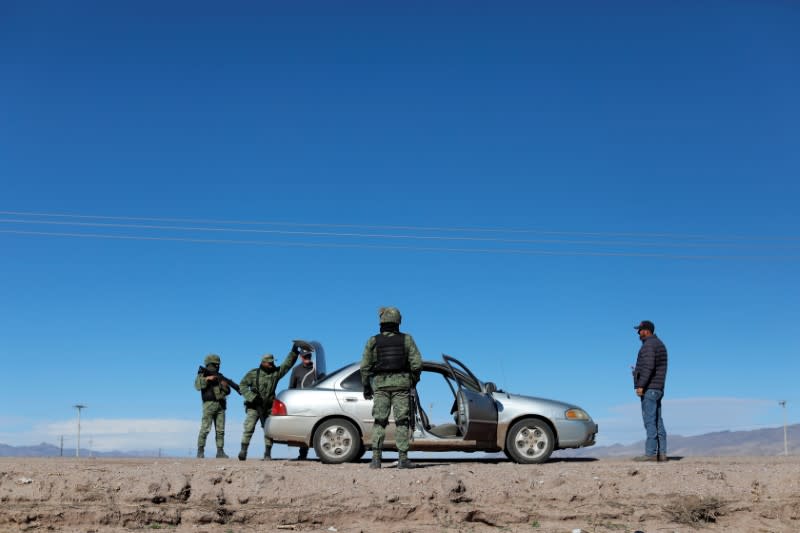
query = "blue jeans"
(641, 389, 667, 456)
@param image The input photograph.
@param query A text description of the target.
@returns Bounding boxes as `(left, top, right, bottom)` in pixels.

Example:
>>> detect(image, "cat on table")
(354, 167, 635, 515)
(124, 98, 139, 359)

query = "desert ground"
(1, 455, 799, 533)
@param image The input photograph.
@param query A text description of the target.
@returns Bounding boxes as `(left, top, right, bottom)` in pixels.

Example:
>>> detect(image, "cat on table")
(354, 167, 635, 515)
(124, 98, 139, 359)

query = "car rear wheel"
(313, 418, 361, 464)
(505, 418, 555, 464)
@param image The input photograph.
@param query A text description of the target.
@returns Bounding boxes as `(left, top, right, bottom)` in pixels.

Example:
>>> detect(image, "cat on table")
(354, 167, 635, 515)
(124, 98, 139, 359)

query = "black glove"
(363, 384, 374, 400)
(292, 340, 313, 355)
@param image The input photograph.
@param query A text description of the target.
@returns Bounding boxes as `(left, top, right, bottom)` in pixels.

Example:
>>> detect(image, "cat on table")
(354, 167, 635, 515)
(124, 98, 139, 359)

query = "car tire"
(504, 418, 555, 464)
(313, 418, 362, 464)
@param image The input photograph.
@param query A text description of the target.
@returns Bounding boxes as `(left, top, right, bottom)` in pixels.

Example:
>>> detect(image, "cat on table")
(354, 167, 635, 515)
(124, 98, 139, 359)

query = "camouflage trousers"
(372, 389, 411, 456)
(197, 400, 226, 448)
(241, 408, 272, 449)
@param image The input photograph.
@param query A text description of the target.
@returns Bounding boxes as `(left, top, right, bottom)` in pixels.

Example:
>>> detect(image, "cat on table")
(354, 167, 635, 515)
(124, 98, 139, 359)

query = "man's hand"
(206, 375, 218, 382)
(292, 340, 314, 355)
(635, 387, 644, 397)
(363, 384, 374, 400)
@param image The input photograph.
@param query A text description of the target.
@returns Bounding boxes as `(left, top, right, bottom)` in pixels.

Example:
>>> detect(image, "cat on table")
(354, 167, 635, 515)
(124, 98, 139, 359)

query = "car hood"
(493, 391, 590, 419)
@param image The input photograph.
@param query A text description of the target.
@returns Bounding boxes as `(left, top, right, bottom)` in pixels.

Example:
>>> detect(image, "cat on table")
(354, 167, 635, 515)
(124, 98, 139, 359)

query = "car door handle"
(345, 397, 359, 402)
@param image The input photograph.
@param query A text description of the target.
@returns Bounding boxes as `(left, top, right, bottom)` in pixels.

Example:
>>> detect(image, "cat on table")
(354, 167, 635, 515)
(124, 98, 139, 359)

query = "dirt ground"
(1, 455, 799, 533)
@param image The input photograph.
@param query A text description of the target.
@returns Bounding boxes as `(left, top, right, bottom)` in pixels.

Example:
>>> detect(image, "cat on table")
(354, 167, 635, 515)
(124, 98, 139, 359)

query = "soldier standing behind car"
(288, 350, 316, 460)
(238, 342, 308, 461)
(632, 320, 669, 462)
(195, 354, 232, 458)
(360, 307, 423, 469)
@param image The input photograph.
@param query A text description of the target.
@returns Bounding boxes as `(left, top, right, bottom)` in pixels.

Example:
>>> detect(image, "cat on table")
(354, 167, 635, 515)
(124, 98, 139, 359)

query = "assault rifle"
(198, 366, 242, 395)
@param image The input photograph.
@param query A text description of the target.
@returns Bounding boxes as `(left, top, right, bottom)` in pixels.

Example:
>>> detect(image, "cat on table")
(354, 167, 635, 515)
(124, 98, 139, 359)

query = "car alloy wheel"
(313, 418, 361, 464)
(505, 418, 555, 464)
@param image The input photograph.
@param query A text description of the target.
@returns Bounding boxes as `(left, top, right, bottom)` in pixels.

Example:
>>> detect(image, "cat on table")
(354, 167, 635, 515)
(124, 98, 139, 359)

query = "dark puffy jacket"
(289, 363, 315, 389)
(634, 334, 668, 391)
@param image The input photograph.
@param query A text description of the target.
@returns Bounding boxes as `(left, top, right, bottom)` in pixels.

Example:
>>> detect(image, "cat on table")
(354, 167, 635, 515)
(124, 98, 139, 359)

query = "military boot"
(216, 448, 228, 459)
(238, 444, 248, 461)
(196, 446, 204, 459)
(369, 455, 381, 469)
(397, 454, 415, 469)
(262, 447, 272, 461)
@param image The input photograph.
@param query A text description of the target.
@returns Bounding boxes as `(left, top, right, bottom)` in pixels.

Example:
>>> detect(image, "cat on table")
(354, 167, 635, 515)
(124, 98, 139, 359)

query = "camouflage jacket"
(239, 351, 298, 411)
(194, 372, 231, 402)
(360, 331, 423, 391)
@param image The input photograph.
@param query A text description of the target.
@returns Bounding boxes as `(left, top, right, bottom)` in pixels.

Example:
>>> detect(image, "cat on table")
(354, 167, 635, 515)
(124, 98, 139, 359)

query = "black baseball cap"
(634, 320, 655, 332)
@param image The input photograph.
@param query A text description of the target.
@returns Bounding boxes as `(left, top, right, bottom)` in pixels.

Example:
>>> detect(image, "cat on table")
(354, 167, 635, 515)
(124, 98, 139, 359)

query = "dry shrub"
(663, 495, 726, 525)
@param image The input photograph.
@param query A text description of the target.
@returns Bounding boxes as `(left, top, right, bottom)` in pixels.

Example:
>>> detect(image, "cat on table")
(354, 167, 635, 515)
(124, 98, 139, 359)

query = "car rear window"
(339, 370, 363, 391)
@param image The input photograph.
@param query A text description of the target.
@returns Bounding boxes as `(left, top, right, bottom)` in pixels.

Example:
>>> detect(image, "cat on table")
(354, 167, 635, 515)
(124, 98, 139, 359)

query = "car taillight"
(271, 399, 287, 416)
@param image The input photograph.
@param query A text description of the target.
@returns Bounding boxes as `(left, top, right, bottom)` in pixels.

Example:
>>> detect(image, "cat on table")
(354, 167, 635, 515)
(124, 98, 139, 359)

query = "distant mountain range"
(2, 424, 797, 458)
(554, 423, 800, 458)
(0, 442, 163, 458)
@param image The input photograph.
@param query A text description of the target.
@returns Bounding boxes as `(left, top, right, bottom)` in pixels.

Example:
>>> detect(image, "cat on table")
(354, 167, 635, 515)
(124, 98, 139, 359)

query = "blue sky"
(1, 1, 798, 456)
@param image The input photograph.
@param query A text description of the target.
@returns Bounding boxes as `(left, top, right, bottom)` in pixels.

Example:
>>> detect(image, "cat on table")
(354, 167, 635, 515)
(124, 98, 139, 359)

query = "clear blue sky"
(1, 1, 798, 456)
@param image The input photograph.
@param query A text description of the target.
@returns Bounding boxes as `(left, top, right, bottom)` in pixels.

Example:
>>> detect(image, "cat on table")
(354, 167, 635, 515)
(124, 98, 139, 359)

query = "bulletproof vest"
(200, 369, 223, 402)
(373, 333, 408, 373)
(201, 386, 217, 402)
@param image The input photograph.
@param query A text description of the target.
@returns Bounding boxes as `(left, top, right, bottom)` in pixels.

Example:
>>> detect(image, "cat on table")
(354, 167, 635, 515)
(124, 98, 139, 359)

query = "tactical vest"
(373, 333, 408, 373)
(201, 386, 217, 402)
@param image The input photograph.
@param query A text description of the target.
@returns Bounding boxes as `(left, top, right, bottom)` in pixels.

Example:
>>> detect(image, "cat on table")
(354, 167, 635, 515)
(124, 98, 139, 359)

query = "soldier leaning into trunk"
(237, 342, 310, 461)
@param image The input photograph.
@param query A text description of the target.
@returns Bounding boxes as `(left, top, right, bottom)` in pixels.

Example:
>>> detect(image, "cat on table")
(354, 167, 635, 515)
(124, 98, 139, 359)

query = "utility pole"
(73, 404, 87, 457)
(779, 401, 788, 456)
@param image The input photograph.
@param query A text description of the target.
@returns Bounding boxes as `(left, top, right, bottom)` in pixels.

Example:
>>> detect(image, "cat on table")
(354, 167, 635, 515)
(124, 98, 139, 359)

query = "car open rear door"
(442, 354, 498, 442)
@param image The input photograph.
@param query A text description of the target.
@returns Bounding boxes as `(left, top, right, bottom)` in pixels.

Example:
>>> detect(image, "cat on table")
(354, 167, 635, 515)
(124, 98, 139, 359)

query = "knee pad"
(395, 418, 409, 428)
(374, 419, 388, 428)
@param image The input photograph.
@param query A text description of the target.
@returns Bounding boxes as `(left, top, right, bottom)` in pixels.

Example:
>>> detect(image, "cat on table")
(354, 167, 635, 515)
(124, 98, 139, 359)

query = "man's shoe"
(215, 449, 229, 459)
(658, 454, 669, 462)
(632, 455, 657, 462)
(196, 446, 204, 459)
(397, 458, 415, 469)
(369, 457, 381, 469)
(262, 449, 272, 461)
(238, 445, 248, 461)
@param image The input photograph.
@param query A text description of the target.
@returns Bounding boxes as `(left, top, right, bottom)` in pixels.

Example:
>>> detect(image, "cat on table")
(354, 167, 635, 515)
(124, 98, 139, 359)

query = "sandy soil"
(1, 456, 799, 532)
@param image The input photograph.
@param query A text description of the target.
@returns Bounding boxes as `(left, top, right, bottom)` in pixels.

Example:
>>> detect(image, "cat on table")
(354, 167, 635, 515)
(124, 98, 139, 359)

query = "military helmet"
(261, 354, 275, 364)
(378, 306, 402, 324)
(204, 354, 221, 366)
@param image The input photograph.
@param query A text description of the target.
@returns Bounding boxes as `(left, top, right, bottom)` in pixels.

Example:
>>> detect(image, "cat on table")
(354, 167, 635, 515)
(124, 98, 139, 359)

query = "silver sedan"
(266, 353, 597, 464)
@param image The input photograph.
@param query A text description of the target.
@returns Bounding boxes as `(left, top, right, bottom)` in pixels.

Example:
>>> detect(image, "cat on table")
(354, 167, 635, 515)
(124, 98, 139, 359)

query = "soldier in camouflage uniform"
(360, 307, 423, 469)
(237, 342, 308, 461)
(195, 354, 232, 458)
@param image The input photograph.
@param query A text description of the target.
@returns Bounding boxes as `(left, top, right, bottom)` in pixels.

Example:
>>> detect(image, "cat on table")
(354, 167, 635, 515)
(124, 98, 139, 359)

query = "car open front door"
(442, 354, 498, 442)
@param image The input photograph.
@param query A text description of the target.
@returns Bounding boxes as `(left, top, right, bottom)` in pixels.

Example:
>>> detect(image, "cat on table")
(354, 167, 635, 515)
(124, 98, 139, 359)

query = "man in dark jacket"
(288, 351, 316, 460)
(632, 320, 668, 462)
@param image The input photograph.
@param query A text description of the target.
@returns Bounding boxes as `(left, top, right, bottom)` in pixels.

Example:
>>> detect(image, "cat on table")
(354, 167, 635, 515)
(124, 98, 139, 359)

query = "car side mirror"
(484, 382, 497, 394)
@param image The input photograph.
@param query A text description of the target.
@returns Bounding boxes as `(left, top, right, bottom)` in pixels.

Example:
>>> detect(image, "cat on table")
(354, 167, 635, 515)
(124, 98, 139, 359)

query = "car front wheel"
(313, 418, 361, 464)
(505, 418, 555, 464)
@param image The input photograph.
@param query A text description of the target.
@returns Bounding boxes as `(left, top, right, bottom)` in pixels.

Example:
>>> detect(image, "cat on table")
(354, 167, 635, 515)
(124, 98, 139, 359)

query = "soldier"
(195, 354, 232, 458)
(238, 342, 309, 461)
(360, 307, 423, 469)
(289, 350, 316, 460)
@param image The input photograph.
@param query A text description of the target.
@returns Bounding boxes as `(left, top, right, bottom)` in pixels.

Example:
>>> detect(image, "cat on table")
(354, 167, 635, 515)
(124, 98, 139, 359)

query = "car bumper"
(265, 416, 317, 447)
(556, 420, 598, 448)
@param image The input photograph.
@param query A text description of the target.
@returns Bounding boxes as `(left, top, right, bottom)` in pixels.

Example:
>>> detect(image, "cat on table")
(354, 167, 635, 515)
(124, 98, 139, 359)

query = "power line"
(2, 217, 797, 250)
(1, 229, 797, 260)
(2, 209, 798, 242)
